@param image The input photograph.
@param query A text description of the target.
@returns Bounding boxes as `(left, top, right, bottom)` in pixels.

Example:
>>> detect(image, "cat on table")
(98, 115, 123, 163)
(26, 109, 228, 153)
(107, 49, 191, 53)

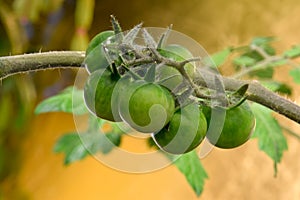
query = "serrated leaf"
(233, 56, 256, 66)
(284, 46, 300, 58)
(289, 68, 300, 84)
(251, 103, 288, 175)
(173, 151, 208, 196)
(54, 129, 123, 165)
(87, 116, 124, 154)
(53, 133, 89, 165)
(35, 86, 88, 115)
(260, 81, 292, 95)
(210, 48, 232, 67)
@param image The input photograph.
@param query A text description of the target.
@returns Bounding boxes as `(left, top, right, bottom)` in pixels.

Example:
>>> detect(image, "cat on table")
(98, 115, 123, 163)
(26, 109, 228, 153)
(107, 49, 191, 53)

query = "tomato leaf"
(173, 151, 208, 197)
(233, 56, 257, 66)
(283, 46, 300, 58)
(250, 103, 288, 176)
(251, 36, 276, 46)
(210, 48, 232, 67)
(260, 81, 292, 95)
(289, 68, 300, 84)
(53, 133, 89, 165)
(250, 67, 274, 79)
(35, 86, 88, 115)
(54, 127, 123, 165)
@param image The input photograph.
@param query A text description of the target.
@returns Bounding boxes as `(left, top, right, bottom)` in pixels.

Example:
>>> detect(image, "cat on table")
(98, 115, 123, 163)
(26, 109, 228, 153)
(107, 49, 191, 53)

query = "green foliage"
(54, 116, 124, 165)
(53, 130, 122, 165)
(289, 68, 300, 84)
(284, 46, 300, 58)
(251, 36, 276, 47)
(210, 48, 232, 67)
(260, 81, 292, 95)
(173, 151, 208, 196)
(35, 86, 88, 115)
(53, 132, 90, 165)
(233, 55, 257, 66)
(251, 103, 288, 176)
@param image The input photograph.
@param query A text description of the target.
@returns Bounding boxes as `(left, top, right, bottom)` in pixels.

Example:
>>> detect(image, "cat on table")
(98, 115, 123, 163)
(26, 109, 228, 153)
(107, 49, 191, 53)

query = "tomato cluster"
(83, 30, 256, 154)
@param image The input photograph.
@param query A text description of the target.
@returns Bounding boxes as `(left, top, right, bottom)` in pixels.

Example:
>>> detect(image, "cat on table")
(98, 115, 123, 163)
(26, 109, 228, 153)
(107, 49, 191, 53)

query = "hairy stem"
(0, 51, 85, 79)
(1, 51, 300, 124)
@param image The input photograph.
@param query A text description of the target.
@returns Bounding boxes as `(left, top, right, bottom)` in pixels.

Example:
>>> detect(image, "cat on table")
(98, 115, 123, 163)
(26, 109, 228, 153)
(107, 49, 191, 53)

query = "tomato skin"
(84, 69, 122, 122)
(156, 66, 183, 91)
(203, 102, 256, 149)
(84, 30, 114, 74)
(118, 81, 175, 133)
(156, 44, 196, 91)
(152, 103, 207, 154)
(158, 44, 196, 76)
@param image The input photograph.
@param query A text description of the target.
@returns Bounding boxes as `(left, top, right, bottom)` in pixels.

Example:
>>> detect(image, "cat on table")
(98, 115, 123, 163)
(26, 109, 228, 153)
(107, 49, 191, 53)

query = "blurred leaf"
(93, 118, 125, 154)
(251, 103, 288, 176)
(262, 44, 276, 56)
(283, 46, 300, 58)
(173, 151, 208, 197)
(251, 36, 276, 46)
(249, 67, 274, 79)
(54, 127, 123, 165)
(268, 59, 287, 67)
(53, 133, 89, 165)
(233, 56, 256, 66)
(289, 68, 300, 84)
(261, 81, 292, 95)
(210, 48, 232, 67)
(35, 86, 88, 115)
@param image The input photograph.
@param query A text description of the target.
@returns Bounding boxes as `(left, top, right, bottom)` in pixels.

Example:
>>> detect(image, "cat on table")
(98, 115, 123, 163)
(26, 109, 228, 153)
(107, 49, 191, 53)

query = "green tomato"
(159, 44, 196, 76)
(152, 103, 207, 154)
(203, 102, 256, 149)
(119, 81, 175, 133)
(157, 44, 196, 90)
(156, 66, 183, 91)
(84, 69, 122, 122)
(84, 30, 114, 74)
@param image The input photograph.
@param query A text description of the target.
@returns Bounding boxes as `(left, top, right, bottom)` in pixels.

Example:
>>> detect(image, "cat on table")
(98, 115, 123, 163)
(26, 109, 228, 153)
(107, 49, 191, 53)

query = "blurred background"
(1, 0, 300, 199)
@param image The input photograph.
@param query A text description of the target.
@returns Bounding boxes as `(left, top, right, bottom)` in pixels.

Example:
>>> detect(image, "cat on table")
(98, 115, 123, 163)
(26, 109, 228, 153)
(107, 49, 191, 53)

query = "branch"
(1, 51, 300, 124)
(0, 51, 85, 79)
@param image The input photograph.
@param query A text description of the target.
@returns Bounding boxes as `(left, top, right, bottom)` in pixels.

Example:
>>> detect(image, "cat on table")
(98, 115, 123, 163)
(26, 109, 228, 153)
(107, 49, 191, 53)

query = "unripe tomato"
(156, 66, 183, 91)
(84, 69, 122, 122)
(84, 30, 114, 74)
(203, 102, 256, 149)
(118, 81, 175, 133)
(159, 44, 196, 76)
(157, 44, 196, 90)
(152, 103, 207, 154)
